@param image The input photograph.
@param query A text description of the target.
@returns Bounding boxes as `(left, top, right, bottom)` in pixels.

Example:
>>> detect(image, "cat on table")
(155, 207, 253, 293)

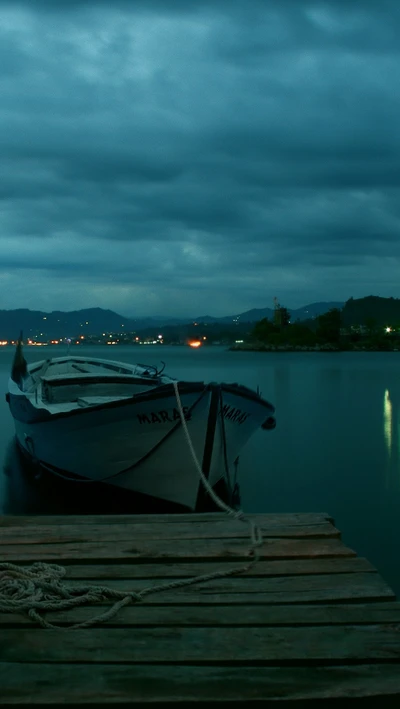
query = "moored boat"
(6, 337, 276, 510)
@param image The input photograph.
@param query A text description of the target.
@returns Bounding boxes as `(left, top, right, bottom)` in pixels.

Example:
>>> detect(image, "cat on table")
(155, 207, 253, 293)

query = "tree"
(316, 308, 341, 343)
(252, 318, 278, 343)
(273, 306, 290, 329)
(342, 295, 400, 328)
(364, 317, 377, 334)
(285, 322, 318, 346)
(279, 307, 291, 329)
(273, 297, 290, 329)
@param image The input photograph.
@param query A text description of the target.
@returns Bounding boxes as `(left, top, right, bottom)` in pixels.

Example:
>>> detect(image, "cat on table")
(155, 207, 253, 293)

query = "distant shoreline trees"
(249, 296, 400, 351)
(251, 307, 341, 349)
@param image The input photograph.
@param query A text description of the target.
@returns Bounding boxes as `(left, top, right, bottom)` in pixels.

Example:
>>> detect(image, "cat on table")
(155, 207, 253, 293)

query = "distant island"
(0, 296, 399, 351)
(231, 296, 400, 352)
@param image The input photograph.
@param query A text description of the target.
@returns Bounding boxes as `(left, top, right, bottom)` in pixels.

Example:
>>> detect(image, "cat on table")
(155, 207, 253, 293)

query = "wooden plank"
(2, 602, 400, 629)
(0, 537, 356, 562)
(0, 662, 399, 705)
(2, 624, 400, 663)
(0, 512, 333, 527)
(47, 556, 375, 579)
(0, 521, 340, 543)
(55, 571, 394, 604)
(0, 573, 392, 617)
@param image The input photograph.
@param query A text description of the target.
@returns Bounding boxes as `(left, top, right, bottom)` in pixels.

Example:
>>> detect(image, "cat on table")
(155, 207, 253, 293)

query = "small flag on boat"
(11, 331, 28, 385)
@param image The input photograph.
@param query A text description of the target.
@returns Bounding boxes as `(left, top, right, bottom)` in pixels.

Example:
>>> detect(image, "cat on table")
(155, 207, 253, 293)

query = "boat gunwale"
(40, 373, 165, 386)
(27, 355, 149, 373)
(8, 379, 274, 425)
(7, 380, 208, 424)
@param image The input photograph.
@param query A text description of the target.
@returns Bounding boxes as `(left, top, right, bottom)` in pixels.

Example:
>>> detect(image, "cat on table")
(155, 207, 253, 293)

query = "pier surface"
(0, 511, 399, 706)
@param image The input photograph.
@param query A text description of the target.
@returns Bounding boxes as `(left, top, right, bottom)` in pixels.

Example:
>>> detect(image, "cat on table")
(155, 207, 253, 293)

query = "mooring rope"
(172, 380, 263, 550)
(0, 382, 263, 629)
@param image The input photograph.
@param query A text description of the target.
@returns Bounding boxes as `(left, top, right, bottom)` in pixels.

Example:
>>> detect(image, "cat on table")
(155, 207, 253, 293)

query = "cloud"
(0, 0, 400, 316)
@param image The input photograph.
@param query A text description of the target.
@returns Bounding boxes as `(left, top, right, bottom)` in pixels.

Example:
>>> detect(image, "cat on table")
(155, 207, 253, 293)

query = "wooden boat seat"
(77, 395, 132, 407)
(41, 372, 137, 383)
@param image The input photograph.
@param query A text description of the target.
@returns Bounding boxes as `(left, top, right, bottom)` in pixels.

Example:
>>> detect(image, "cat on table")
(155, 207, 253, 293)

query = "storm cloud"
(1, 0, 400, 316)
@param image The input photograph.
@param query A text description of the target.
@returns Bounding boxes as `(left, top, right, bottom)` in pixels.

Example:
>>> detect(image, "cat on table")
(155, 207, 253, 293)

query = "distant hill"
(0, 308, 137, 340)
(5, 298, 400, 340)
(193, 302, 345, 324)
(0, 302, 347, 339)
(223, 308, 275, 323)
(341, 296, 400, 327)
(144, 302, 345, 325)
(290, 302, 345, 322)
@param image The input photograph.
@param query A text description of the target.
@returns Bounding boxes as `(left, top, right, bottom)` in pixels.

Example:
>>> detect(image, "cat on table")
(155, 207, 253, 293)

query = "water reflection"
(383, 388, 400, 492)
(1, 439, 44, 515)
(384, 389, 393, 458)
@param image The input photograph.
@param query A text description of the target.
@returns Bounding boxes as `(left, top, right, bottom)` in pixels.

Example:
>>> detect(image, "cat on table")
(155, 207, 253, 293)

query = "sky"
(1, 0, 400, 317)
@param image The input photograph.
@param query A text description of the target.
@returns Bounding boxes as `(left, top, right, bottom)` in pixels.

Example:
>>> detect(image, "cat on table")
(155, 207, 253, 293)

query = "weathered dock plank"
(38, 556, 375, 579)
(3, 601, 400, 629)
(0, 536, 355, 561)
(1, 663, 400, 706)
(0, 521, 341, 542)
(57, 571, 395, 604)
(2, 624, 400, 663)
(0, 511, 334, 526)
(0, 511, 399, 707)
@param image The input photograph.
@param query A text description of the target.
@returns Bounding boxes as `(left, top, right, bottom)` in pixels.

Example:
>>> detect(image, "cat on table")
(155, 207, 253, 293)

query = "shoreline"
(229, 344, 400, 353)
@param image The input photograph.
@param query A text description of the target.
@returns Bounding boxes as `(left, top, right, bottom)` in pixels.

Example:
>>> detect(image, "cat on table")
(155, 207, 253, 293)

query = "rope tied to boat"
(0, 381, 264, 629)
(172, 380, 264, 551)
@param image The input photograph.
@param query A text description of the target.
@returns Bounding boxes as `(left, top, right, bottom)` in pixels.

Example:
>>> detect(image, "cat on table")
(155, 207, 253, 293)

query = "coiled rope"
(0, 382, 263, 629)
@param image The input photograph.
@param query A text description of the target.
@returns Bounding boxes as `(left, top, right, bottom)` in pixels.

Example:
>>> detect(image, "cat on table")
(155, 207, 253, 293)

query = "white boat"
(6, 338, 276, 510)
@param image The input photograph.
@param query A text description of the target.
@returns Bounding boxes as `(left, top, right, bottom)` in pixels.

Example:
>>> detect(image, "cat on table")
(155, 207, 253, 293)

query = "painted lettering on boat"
(222, 404, 249, 425)
(137, 407, 191, 425)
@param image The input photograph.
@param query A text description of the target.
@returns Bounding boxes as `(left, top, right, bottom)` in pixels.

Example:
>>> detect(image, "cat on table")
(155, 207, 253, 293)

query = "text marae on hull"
(6, 339, 276, 511)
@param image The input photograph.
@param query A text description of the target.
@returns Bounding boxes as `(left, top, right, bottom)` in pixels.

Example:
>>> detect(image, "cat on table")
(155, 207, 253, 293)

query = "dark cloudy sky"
(1, 0, 400, 317)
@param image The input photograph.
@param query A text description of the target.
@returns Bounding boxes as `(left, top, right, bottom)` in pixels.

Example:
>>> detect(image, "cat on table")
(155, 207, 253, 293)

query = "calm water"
(1, 345, 400, 594)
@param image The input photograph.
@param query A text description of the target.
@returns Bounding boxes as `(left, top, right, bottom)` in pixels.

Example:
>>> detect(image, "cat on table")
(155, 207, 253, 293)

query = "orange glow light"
(189, 340, 202, 348)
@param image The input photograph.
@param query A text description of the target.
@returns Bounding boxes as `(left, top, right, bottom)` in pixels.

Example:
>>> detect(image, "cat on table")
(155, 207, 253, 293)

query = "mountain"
(0, 308, 137, 340)
(290, 302, 345, 322)
(220, 308, 274, 323)
(341, 296, 400, 327)
(0, 302, 346, 339)
(193, 302, 345, 324)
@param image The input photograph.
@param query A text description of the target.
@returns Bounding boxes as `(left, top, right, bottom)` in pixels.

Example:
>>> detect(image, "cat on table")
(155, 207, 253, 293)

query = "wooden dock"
(0, 511, 400, 706)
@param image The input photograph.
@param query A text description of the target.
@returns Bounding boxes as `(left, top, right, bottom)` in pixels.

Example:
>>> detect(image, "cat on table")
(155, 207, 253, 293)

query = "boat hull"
(7, 361, 275, 511)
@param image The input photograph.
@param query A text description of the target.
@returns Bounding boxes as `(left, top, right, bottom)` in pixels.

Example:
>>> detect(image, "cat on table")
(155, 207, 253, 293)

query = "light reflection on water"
(383, 388, 400, 492)
(384, 389, 392, 457)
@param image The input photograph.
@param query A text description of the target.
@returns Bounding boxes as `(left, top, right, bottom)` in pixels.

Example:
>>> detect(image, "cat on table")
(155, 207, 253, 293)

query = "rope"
(172, 380, 263, 550)
(0, 559, 254, 630)
(0, 383, 263, 629)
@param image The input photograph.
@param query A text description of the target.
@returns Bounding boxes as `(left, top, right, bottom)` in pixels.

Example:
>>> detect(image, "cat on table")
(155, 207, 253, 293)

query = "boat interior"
(24, 357, 166, 408)
(28, 356, 156, 378)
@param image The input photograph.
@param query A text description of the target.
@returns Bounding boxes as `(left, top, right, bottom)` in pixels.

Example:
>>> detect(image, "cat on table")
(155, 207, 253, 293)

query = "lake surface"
(1, 345, 400, 595)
